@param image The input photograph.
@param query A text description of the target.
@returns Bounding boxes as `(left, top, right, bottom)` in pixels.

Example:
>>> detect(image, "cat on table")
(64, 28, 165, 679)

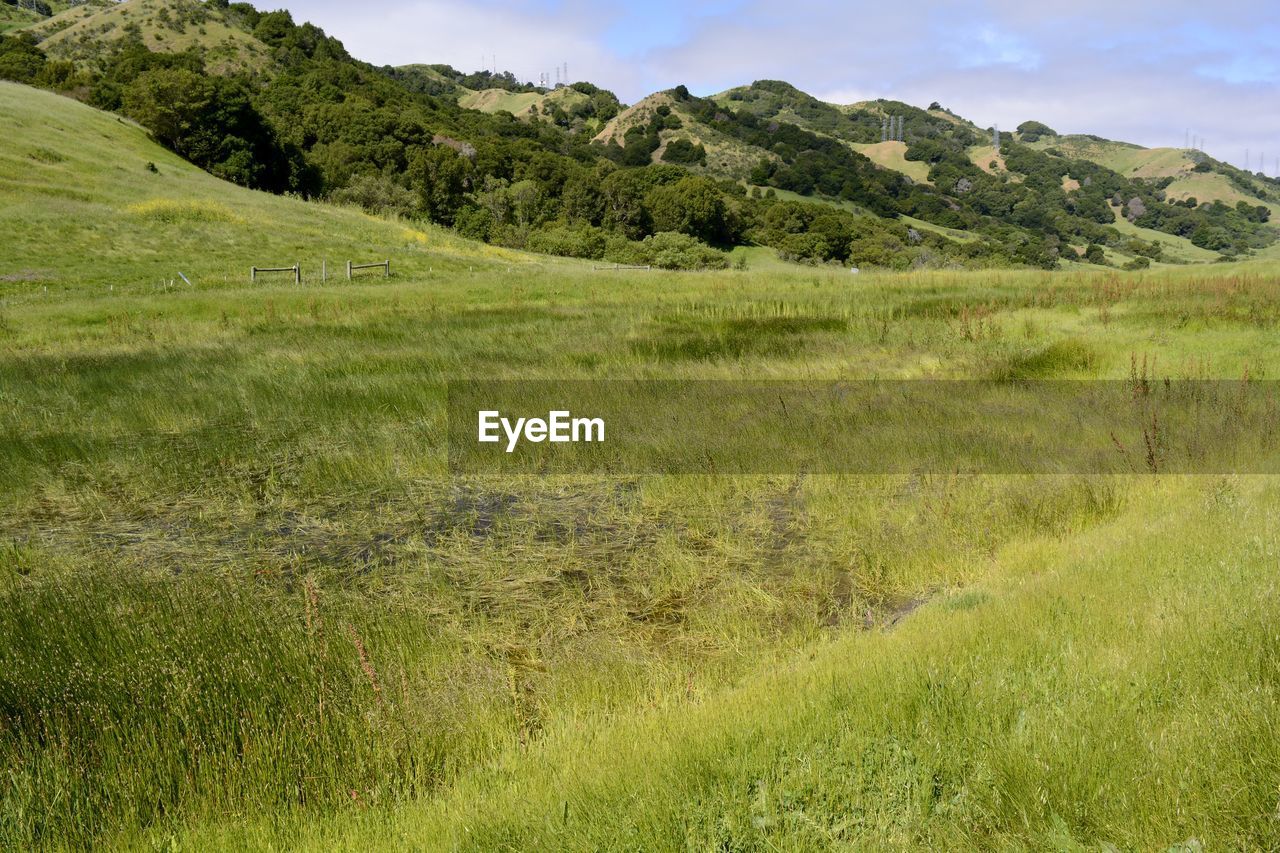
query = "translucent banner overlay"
(447, 380, 1280, 474)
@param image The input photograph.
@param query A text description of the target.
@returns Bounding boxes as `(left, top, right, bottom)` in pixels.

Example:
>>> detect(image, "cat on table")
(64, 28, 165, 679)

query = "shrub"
(453, 205, 494, 242)
(605, 232, 728, 270)
(1016, 120, 1057, 142)
(329, 174, 417, 218)
(525, 224, 607, 259)
(660, 138, 706, 166)
(0, 32, 46, 84)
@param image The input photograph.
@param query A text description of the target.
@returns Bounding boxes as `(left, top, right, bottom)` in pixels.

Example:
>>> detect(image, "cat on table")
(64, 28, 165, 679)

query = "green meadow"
(4, 82, 1280, 849)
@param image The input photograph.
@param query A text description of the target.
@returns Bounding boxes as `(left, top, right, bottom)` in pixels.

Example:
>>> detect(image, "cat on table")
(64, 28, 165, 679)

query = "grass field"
(850, 141, 932, 184)
(5, 81, 1280, 850)
(967, 144, 1007, 175)
(1164, 171, 1280, 218)
(457, 87, 543, 115)
(1106, 204, 1222, 264)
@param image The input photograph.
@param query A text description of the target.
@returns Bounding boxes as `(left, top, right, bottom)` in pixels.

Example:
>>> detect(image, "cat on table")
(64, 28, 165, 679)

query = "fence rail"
(347, 260, 390, 279)
(592, 264, 653, 271)
(251, 264, 300, 284)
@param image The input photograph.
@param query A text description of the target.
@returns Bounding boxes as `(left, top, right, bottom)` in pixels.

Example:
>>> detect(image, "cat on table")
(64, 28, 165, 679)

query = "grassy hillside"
(23, 0, 273, 73)
(0, 0, 74, 34)
(1028, 134, 1280, 216)
(0, 81, 526, 296)
(593, 91, 773, 176)
(0, 2, 42, 34)
(715, 82, 982, 151)
(1164, 170, 1280, 216)
(1104, 203, 1221, 263)
(967, 143, 1008, 175)
(1030, 135, 1194, 178)
(851, 140, 932, 184)
(458, 86, 541, 114)
(459, 85, 587, 119)
(6, 77, 1280, 849)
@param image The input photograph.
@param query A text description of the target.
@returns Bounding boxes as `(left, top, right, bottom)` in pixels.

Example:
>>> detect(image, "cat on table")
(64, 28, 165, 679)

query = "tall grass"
(198, 477, 1280, 851)
(0, 563, 436, 847)
(6, 76, 1280, 850)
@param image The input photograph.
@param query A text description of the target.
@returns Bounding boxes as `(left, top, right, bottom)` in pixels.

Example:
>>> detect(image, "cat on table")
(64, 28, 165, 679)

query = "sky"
(280, 0, 1280, 172)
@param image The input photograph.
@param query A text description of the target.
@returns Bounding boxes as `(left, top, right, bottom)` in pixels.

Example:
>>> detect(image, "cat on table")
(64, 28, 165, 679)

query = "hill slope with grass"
(0, 0, 76, 34)
(1025, 128, 1280, 213)
(0, 80, 528, 293)
(23, 0, 273, 73)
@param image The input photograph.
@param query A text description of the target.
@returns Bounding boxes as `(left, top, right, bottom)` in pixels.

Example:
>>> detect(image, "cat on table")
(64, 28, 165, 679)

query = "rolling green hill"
(458, 84, 581, 116)
(0, 80, 530, 294)
(0, 0, 76, 34)
(1029, 135, 1194, 178)
(0, 2, 43, 35)
(714, 80, 982, 150)
(23, 0, 273, 73)
(593, 91, 775, 176)
(1025, 130, 1280, 215)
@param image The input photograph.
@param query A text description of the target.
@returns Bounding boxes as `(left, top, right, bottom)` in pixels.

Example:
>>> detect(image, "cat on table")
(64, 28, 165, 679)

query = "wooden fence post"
(347, 260, 352, 281)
